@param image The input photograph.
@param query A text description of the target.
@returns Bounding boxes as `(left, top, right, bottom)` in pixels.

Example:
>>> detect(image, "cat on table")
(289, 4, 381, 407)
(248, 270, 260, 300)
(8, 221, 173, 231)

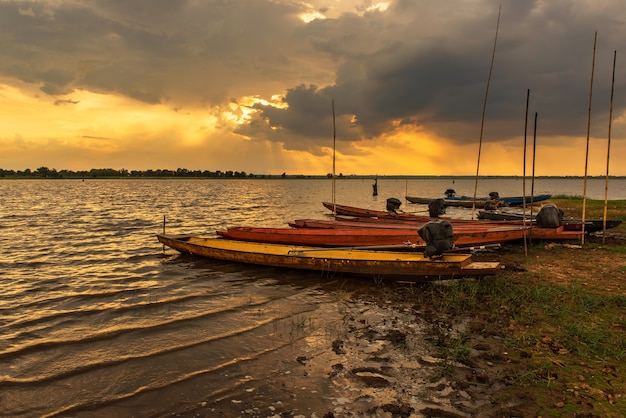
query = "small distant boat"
(156, 234, 501, 280)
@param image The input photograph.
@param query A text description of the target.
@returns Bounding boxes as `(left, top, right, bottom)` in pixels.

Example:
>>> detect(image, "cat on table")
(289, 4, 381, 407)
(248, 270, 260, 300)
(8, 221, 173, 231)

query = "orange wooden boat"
(289, 218, 514, 230)
(525, 226, 583, 240)
(216, 225, 529, 247)
(323, 201, 506, 224)
(332, 214, 591, 235)
(323, 201, 426, 220)
(157, 234, 501, 280)
(322, 203, 584, 240)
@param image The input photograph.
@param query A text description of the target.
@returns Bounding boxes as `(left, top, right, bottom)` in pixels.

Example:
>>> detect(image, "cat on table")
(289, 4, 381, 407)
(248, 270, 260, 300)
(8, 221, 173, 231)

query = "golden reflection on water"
(1, 177, 623, 416)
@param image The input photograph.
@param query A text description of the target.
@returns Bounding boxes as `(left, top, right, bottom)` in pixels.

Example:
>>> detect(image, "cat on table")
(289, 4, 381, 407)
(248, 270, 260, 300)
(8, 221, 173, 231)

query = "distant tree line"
(0, 167, 340, 179)
(10, 169, 614, 180)
(0, 167, 258, 179)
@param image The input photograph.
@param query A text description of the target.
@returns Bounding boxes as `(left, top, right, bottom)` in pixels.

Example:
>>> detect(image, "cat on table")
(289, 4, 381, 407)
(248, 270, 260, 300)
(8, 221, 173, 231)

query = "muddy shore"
(171, 234, 625, 418)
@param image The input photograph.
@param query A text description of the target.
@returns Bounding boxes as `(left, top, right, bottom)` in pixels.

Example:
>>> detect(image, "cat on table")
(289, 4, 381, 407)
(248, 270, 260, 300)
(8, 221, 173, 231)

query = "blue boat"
(405, 189, 552, 208)
(490, 194, 552, 206)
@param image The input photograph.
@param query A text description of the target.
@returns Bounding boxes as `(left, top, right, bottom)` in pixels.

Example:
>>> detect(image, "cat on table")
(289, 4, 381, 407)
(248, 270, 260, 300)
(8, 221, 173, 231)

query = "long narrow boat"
(331, 215, 498, 227)
(217, 225, 530, 247)
(331, 215, 514, 227)
(405, 194, 552, 207)
(331, 211, 595, 234)
(496, 194, 552, 205)
(322, 201, 523, 223)
(323, 201, 429, 220)
(289, 218, 518, 230)
(478, 210, 622, 233)
(525, 226, 583, 240)
(320, 203, 583, 240)
(157, 234, 501, 280)
(405, 196, 495, 208)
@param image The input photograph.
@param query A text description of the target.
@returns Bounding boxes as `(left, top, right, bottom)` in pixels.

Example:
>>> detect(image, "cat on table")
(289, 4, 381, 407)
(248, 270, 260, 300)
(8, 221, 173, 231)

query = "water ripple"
(1, 177, 624, 417)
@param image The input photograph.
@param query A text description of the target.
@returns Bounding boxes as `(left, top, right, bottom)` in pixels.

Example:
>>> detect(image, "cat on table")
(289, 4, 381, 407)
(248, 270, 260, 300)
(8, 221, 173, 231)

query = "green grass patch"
(549, 197, 626, 234)
(418, 274, 626, 416)
(422, 276, 626, 362)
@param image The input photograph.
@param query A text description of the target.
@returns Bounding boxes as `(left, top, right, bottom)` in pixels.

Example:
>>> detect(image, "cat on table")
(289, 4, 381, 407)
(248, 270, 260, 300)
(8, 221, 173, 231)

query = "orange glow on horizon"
(1, 78, 625, 176)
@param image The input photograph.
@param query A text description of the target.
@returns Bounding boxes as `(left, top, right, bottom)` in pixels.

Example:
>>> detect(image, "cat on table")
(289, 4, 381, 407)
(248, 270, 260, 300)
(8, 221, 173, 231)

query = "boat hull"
(217, 225, 529, 247)
(478, 210, 622, 233)
(405, 196, 494, 208)
(321, 203, 582, 240)
(157, 234, 501, 280)
(499, 194, 552, 205)
(290, 218, 515, 230)
(405, 194, 552, 208)
(323, 201, 430, 220)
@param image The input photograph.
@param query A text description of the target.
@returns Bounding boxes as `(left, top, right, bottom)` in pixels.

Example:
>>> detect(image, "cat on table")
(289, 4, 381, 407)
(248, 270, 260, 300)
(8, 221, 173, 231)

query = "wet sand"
(167, 285, 512, 418)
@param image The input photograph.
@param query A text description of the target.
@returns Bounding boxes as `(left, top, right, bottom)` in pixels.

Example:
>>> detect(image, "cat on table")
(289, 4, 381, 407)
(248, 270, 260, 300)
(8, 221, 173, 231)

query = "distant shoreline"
(1, 175, 625, 180)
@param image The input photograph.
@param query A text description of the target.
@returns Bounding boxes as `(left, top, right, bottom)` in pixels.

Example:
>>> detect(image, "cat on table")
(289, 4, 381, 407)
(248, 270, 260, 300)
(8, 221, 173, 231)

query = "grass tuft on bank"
(408, 237, 626, 417)
(550, 196, 626, 235)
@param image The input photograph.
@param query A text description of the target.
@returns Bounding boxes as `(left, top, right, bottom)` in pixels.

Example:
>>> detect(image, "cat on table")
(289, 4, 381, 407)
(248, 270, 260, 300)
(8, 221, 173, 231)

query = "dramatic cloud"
(0, 0, 625, 175)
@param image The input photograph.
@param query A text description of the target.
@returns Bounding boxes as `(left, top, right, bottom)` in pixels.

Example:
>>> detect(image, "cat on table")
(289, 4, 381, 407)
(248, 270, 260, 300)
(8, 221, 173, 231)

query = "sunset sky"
(1, 0, 625, 176)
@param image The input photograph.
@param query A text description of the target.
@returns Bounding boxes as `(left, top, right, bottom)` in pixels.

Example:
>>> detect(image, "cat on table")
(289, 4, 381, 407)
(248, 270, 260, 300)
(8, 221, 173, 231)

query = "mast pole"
(471, 4, 501, 219)
(331, 99, 337, 214)
(522, 89, 530, 256)
(582, 31, 597, 245)
(530, 112, 538, 244)
(603, 50, 617, 243)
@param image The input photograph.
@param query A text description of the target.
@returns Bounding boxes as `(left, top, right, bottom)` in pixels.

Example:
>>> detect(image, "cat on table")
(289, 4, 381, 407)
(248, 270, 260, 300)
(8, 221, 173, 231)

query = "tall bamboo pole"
(603, 50, 617, 244)
(529, 112, 538, 244)
(582, 31, 597, 246)
(331, 99, 336, 214)
(522, 89, 530, 256)
(471, 4, 501, 220)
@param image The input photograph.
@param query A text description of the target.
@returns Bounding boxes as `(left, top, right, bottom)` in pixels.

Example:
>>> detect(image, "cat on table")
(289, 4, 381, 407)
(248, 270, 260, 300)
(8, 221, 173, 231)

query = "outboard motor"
(444, 188, 456, 198)
(484, 192, 502, 211)
(536, 204, 563, 228)
(386, 197, 402, 213)
(428, 198, 447, 218)
(418, 220, 454, 257)
(483, 200, 500, 211)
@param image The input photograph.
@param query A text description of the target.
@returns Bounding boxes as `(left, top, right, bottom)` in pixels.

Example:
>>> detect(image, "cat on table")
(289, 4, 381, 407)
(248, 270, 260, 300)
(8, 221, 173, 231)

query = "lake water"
(1, 177, 624, 417)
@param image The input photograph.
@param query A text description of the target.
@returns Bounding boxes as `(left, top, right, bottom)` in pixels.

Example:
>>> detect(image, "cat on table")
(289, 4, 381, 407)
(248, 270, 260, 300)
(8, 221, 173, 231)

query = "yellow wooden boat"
(157, 234, 501, 281)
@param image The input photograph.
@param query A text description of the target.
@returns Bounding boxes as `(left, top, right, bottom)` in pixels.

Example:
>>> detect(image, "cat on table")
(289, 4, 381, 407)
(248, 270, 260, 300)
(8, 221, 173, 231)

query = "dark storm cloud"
(252, 84, 336, 138)
(1, 0, 624, 151)
(0, 0, 320, 105)
(245, 0, 626, 150)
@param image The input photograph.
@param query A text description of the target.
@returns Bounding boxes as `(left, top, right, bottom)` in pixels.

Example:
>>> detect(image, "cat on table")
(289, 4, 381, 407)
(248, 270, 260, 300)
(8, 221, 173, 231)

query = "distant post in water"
(372, 177, 378, 196)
